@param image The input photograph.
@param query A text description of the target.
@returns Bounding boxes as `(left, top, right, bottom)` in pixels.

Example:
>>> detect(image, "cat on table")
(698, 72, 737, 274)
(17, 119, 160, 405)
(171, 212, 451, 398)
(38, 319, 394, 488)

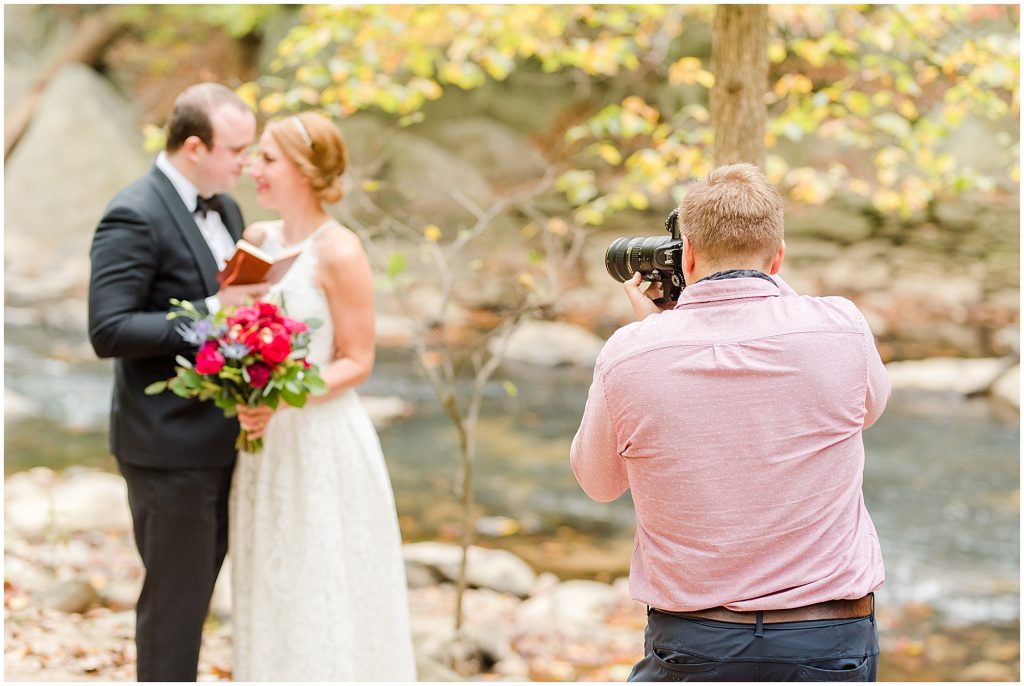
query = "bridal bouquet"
(145, 299, 327, 453)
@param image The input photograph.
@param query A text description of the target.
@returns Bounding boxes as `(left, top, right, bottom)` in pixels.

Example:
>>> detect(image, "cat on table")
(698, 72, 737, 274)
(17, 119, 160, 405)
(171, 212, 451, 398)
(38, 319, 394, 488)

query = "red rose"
(261, 331, 292, 364)
(246, 362, 271, 388)
(257, 302, 282, 320)
(195, 341, 226, 375)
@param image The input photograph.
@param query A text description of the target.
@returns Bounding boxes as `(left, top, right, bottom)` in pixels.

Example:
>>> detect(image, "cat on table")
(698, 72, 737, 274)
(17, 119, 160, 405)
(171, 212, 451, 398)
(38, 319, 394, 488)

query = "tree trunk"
(711, 5, 768, 168)
(4, 7, 125, 161)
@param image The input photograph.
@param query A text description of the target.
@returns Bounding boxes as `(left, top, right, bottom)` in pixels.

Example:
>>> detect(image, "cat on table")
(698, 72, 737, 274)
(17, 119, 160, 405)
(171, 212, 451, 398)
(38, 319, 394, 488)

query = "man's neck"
(163, 151, 208, 197)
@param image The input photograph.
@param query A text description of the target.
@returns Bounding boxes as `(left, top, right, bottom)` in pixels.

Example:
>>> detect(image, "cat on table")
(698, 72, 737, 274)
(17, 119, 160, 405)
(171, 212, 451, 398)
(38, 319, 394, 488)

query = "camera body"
(604, 209, 686, 304)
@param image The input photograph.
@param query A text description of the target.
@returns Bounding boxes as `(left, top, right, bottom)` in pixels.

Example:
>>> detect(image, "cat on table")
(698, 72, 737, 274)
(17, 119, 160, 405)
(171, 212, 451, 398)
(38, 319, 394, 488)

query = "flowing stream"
(4, 324, 1019, 627)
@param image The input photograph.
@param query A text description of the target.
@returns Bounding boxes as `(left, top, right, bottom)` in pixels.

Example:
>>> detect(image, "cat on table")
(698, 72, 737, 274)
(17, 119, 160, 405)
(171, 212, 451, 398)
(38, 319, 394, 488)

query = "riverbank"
(4, 467, 1018, 682)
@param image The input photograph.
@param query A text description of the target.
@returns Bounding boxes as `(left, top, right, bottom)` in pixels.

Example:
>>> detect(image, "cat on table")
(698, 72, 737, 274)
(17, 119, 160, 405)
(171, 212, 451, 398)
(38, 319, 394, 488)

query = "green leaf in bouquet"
(284, 380, 301, 394)
(175, 355, 194, 370)
(281, 388, 307, 407)
(168, 379, 192, 399)
(144, 380, 169, 395)
(220, 366, 243, 382)
(266, 393, 281, 410)
(305, 318, 324, 331)
(215, 394, 237, 415)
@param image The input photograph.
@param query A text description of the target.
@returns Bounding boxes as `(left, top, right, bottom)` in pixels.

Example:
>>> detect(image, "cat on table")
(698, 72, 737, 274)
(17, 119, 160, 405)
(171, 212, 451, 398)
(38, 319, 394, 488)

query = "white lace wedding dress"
(229, 220, 417, 681)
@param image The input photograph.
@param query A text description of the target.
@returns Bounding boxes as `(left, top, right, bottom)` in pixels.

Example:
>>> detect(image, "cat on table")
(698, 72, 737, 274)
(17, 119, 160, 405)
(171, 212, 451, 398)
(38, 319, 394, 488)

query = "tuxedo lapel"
(147, 167, 220, 295)
(218, 194, 244, 242)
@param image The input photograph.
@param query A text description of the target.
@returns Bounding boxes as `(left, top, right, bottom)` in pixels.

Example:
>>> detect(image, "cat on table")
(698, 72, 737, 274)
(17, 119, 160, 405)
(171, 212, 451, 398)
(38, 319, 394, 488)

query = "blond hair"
(680, 163, 784, 267)
(266, 112, 348, 204)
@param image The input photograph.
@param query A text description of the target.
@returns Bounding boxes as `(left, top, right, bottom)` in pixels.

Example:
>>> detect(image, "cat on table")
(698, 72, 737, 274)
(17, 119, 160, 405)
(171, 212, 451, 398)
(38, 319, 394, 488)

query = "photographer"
(571, 163, 890, 682)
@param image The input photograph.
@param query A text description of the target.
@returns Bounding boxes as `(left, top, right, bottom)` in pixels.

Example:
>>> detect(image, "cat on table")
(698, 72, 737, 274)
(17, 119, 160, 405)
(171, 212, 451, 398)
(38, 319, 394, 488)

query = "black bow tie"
(194, 195, 224, 219)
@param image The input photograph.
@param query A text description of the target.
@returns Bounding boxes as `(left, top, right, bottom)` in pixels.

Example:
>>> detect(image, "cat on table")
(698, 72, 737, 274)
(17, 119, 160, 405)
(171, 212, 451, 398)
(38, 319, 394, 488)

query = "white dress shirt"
(155, 152, 238, 312)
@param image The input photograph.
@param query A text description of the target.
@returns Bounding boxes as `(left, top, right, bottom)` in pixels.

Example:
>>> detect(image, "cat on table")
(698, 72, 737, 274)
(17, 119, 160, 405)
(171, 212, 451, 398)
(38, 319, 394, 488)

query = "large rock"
(403, 542, 536, 597)
(989, 365, 1019, 409)
(514, 579, 621, 638)
(380, 131, 495, 228)
(416, 117, 549, 185)
(885, 357, 1014, 395)
(360, 395, 414, 429)
(495, 320, 606, 368)
(5, 64, 150, 283)
(49, 470, 132, 532)
(35, 579, 99, 614)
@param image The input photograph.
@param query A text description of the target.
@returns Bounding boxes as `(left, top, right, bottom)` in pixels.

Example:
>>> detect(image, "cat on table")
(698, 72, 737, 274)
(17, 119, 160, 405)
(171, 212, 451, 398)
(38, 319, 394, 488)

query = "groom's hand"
(237, 404, 275, 440)
(218, 282, 270, 308)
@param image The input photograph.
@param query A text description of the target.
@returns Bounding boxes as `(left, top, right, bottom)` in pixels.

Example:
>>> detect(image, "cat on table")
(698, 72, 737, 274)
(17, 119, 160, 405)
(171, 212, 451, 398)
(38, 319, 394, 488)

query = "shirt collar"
(674, 275, 783, 308)
(155, 151, 200, 213)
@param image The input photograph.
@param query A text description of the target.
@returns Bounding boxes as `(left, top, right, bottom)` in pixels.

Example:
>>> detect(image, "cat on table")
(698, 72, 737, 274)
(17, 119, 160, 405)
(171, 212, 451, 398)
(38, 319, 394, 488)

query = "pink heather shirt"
(571, 274, 890, 612)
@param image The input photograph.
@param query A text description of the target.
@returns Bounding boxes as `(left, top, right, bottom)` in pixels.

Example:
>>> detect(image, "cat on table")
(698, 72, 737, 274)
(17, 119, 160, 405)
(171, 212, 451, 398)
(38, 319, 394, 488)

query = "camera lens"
(604, 236, 674, 283)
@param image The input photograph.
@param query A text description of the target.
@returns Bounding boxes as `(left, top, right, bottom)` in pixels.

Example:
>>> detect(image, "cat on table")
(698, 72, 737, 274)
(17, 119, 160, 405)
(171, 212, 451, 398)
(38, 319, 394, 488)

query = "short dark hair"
(165, 83, 250, 153)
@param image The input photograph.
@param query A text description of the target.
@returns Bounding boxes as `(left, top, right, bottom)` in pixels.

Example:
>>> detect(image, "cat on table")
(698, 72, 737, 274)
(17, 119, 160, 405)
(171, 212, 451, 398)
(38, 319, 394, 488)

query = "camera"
(604, 209, 686, 304)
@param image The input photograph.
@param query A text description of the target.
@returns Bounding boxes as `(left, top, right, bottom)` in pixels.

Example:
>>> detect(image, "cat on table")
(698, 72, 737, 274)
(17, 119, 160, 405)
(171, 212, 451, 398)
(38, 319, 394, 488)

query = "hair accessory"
(290, 115, 313, 149)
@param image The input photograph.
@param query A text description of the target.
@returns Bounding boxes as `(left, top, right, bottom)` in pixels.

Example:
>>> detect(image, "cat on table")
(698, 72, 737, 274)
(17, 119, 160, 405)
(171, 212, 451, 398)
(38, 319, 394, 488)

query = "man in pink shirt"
(571, 163, 890, 681)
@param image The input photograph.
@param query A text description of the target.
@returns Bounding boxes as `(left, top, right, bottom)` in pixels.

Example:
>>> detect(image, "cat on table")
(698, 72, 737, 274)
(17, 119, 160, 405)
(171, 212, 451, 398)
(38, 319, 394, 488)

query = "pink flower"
(246, 362, 271, 388)
(283, 317, 308, 334)
(195, 341, 225, 375)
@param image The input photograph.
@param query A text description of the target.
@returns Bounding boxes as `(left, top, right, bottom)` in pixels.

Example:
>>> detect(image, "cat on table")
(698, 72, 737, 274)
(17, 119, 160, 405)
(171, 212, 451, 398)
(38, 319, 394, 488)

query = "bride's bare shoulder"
(242, 220, 280, 246)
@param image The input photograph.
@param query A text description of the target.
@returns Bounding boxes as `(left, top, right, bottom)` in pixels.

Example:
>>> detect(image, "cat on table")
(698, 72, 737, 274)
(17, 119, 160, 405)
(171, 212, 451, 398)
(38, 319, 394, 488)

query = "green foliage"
(245, 4, 1018, 222)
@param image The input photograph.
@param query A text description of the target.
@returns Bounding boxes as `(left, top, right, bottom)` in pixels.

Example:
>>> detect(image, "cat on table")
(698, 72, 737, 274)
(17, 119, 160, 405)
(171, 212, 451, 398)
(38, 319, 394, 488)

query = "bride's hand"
(237, 404, 276, 440)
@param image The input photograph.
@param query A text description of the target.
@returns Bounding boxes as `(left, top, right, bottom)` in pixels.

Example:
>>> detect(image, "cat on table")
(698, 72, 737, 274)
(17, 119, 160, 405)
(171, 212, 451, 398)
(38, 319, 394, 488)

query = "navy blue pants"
(628, 607, 879, 681)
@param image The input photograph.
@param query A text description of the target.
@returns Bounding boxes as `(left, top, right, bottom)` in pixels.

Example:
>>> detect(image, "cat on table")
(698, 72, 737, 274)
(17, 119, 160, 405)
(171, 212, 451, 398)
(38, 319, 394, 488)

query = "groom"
(88, 83, 265, 681)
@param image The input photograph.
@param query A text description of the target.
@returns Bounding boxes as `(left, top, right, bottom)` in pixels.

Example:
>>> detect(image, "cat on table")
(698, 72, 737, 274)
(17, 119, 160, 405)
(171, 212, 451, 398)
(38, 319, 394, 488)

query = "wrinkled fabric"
(571, 275, 890, 612)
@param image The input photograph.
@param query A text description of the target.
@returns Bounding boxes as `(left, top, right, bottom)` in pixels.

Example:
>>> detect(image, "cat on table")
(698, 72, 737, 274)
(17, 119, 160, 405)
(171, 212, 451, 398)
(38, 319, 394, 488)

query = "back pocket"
(798, 656, 871, 682)
(652, 646, 719, 675)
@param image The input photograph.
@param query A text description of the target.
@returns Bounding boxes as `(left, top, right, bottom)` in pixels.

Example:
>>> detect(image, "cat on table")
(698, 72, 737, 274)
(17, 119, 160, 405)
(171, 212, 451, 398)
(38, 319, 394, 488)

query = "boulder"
(885, 357, 1014, 395)
(4, 468, 57, 540)
(416, 117, 549, 185)
(5, 389, 42, 423)
(360, 395, 415, 429)
(495, 320, 605, 368)
(380, 131, 495, 227)
(989, 365, 1019, 409)
(5, 64, 150, 280)
(35, 578, 98, 614)
(49, 471, 131, 532)
(403, 542, 536, 597)
(515, 579, 621, 638)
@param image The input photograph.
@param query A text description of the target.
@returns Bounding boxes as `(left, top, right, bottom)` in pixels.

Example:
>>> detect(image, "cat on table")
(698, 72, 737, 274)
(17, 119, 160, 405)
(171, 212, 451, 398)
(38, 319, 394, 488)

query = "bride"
(231, 111, 417, 681)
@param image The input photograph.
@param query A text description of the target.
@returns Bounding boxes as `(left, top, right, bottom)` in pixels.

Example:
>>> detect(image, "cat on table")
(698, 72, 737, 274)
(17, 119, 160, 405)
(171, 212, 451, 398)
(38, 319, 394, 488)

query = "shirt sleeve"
(863, 323, 891, 429)
(570, 366, 629, 502)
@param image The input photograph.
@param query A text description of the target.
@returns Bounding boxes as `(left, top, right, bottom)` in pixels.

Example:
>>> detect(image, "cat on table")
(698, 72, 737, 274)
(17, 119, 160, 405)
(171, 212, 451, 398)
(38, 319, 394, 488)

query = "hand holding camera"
(606, 208, 685, 319)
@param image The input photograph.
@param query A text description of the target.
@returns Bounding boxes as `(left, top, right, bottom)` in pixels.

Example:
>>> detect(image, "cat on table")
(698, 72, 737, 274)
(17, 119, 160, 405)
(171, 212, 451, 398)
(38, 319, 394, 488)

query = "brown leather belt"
(655, 594, 874, 625)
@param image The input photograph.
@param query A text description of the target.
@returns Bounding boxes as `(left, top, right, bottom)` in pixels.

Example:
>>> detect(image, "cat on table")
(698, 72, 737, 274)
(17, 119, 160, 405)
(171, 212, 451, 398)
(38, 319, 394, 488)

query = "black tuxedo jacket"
(88, 165, 243, 468)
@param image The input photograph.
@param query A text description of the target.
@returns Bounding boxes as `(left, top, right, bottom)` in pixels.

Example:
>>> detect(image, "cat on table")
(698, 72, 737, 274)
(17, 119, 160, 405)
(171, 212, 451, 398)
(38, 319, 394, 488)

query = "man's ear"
(682, 235, 697, 274)
(768, 239, 786, 275)
(181, 135, 207, 161)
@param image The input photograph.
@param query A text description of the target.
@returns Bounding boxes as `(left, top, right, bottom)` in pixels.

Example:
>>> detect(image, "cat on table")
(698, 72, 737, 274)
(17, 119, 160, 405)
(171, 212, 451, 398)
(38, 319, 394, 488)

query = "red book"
(217, 240, 302, 286)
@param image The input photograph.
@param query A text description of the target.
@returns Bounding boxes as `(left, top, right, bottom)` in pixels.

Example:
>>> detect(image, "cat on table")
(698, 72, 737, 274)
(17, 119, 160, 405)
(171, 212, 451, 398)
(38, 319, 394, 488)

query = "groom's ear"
(182, 135, 207, 161)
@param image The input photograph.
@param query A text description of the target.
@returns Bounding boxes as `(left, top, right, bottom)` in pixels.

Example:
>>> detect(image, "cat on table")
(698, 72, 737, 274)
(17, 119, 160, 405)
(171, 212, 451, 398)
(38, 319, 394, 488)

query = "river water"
(4, 325, 1019, 628)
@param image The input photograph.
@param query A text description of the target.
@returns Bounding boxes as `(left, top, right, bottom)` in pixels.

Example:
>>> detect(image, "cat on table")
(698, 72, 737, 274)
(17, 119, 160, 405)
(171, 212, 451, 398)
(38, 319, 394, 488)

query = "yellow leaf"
(597, 143, 623, 165)
(898, 100, 918, 120)
(696, 70, 715, 89)
(502, 380, 519, 398)
(518, 272, 536, 289)
(424, 225, 442, 242)
(259, 93, 285, 115)
(521, 223, 539, 238)
(362, 180, 380, 192)
(628, 191, 650, 210)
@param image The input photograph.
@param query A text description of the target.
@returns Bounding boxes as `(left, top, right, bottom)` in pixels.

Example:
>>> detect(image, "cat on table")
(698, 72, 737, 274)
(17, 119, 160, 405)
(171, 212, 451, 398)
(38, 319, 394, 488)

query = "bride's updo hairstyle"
(266, 111, 348, 204)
